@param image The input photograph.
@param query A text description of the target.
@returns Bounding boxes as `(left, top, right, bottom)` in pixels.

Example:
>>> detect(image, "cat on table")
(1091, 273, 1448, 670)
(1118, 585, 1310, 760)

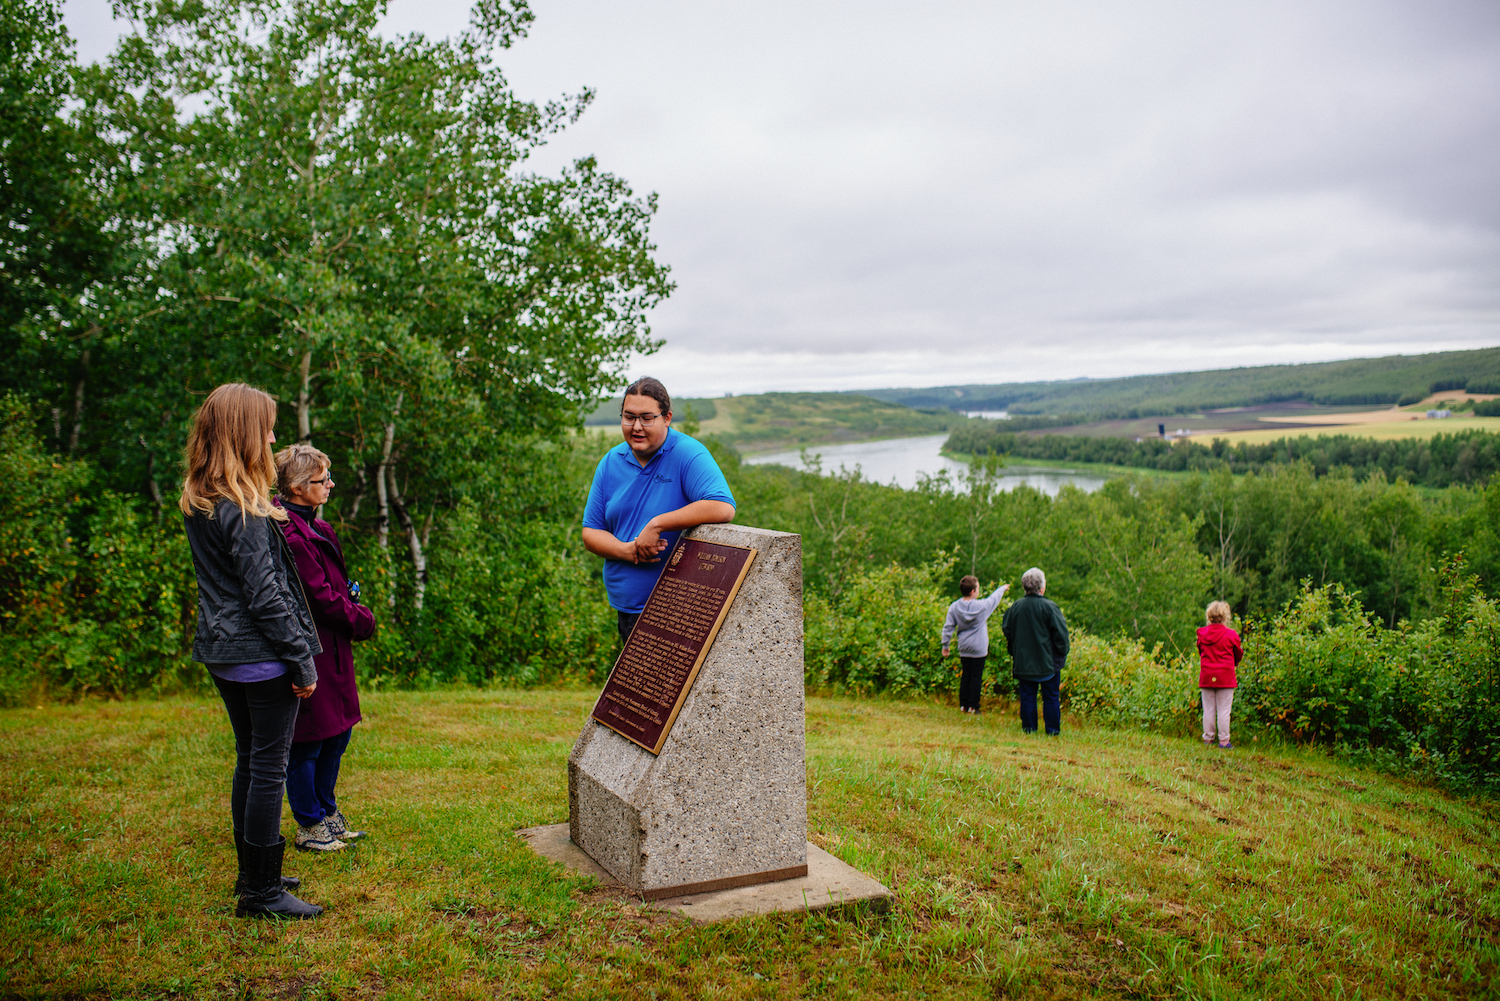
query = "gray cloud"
(63, 0, 1500, 396)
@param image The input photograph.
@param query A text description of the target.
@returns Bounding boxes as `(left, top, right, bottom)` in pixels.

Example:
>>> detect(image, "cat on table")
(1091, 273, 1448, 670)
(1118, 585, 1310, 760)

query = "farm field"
(1024, 403, 1375, 441)
(1017, 393, 1500, 447)
(1184, 414, 1500, 447)
(3, 689, 1495, 1000)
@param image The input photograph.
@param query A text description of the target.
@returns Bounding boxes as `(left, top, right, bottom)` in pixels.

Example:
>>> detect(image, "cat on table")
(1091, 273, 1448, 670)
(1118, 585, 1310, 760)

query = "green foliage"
(3, 0, 672, 635)
(869, 344, 1500, 417)
(949, 423, 1500, 487)
(646, 392, 964, 450)
(1233, 562, 1500, 791)
(355, 501, 617, 689)
(804, 553, 954, 694)
(1048, 479, 1211, 656)
(1062, 633, 1198, 734)
(0, 396, 197, 704)
(1238, 583, 1398, 747)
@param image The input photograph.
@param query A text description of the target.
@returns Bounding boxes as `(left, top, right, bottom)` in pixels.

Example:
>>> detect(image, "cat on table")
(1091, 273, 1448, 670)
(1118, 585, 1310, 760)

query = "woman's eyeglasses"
(310, 475, 335, 486)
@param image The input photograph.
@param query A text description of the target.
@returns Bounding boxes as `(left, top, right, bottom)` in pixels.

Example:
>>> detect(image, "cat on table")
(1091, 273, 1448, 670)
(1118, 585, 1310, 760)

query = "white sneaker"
(294, 819, 347, 852)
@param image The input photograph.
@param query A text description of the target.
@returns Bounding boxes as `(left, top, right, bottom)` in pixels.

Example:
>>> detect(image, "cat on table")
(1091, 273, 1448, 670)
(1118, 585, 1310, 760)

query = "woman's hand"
(292, 681, 317, 699)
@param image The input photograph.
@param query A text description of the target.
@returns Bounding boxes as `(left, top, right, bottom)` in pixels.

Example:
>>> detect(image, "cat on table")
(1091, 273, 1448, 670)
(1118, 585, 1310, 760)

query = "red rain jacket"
(1196, 623, 1242, 689)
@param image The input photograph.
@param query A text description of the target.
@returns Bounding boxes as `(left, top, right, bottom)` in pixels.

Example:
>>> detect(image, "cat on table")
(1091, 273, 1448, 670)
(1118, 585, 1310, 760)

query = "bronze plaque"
(591, 539, 758, 754)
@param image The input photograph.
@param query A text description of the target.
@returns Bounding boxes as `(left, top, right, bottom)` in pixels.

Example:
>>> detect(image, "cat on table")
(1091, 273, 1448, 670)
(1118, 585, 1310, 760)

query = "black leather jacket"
(184, 499, 322, 686)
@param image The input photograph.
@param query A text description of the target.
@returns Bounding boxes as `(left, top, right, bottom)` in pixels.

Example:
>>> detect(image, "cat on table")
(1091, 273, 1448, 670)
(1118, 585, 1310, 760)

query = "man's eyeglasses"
(621, 412, 663, 427)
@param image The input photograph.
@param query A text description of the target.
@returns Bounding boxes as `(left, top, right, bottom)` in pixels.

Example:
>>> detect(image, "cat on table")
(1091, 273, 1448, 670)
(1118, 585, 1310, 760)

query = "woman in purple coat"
(274, 444, 376, 853)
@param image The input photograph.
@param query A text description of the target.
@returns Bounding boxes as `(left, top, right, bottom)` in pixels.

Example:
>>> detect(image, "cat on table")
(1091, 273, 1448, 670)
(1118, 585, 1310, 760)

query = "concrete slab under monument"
(517, 823, 892, 924)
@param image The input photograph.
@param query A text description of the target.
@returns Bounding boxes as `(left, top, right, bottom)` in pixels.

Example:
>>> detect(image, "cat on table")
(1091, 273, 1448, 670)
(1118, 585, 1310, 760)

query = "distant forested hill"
(859, 346, 1500, 417)
(585, 392, 962, 450)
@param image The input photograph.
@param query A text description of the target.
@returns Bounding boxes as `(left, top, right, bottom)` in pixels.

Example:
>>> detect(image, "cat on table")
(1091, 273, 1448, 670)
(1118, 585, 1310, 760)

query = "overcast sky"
(63, 0, 1500, 397)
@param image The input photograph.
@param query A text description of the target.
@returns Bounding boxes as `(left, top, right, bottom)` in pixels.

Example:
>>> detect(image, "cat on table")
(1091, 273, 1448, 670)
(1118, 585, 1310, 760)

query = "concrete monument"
(568, 523, 806, 900)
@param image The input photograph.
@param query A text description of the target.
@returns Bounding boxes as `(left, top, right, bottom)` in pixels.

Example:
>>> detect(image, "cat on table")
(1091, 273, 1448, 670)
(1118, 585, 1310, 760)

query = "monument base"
(640, 863, 809, 902)
(517, 824, 892, 924)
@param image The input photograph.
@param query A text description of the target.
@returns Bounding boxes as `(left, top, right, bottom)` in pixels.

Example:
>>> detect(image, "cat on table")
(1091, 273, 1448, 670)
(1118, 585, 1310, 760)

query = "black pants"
(1017, 673, 1061, 735)
(617, 611, 640, 646)
(212, 673, 300, 847)
(958, 656, 986, 710)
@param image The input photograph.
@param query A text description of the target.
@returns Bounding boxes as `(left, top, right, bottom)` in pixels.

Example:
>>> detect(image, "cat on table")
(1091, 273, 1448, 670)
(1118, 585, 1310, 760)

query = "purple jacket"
(275, 499, 376, 743)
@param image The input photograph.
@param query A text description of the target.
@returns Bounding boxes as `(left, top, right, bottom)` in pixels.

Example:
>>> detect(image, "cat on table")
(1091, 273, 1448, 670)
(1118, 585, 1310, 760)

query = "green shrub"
(0, 397, 198, 703)
(1377, 557, 1500, 790)
(1237, 583, 1400, 746)
(1063, 633, 1198, 734)
(1235, 562, 1500, 792)
(804, 554, 954, 694)
(67, 495, 198, 696)
(352, 499, 618, 689)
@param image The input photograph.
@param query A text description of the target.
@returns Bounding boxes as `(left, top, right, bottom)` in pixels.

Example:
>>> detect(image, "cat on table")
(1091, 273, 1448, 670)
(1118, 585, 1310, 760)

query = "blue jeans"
(286, 727, 353, 828)
(1017, 674, 1061, 735)
(212, 673, 299, 848)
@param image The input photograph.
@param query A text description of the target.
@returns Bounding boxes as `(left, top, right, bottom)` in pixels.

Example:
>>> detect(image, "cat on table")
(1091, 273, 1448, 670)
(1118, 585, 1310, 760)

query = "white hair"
(1021, 567, 1046, 595)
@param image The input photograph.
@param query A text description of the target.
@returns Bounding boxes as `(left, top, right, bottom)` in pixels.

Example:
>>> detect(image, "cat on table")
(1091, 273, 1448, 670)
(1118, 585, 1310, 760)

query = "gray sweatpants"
(1201, 687, 1234, 744)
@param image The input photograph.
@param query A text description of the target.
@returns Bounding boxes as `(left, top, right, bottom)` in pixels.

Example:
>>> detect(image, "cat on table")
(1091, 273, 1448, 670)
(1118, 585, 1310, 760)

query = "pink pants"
(1201, 687, 1234, 744)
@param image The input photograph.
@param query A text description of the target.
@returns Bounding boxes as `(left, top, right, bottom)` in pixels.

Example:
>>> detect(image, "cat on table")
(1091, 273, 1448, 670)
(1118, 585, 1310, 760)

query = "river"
(742, 434, 1107, 495)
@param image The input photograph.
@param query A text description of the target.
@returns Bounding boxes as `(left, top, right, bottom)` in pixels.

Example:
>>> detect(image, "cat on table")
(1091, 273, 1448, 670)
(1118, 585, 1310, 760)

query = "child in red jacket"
(1197, 601, 1242, 749)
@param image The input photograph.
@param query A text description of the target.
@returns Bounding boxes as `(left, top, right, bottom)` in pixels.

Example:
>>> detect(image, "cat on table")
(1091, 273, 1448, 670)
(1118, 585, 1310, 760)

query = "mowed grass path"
(2, 690, 1496, 999)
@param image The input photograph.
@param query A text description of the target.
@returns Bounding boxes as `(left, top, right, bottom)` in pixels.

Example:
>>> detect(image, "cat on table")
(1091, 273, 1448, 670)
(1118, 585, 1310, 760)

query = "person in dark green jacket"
(1000, 567, 1069, 735)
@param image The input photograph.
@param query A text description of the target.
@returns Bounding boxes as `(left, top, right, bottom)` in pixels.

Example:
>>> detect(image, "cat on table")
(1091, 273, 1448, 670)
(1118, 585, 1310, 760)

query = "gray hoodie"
(941, 585, 1009, 658)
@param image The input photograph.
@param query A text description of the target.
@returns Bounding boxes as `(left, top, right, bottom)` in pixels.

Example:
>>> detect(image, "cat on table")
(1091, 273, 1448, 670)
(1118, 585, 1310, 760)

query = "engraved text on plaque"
(590, 539, 757, 753)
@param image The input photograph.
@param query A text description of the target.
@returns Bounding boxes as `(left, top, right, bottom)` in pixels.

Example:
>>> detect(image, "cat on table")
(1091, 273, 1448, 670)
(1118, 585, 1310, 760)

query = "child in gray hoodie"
(941, 575, 1010, 714)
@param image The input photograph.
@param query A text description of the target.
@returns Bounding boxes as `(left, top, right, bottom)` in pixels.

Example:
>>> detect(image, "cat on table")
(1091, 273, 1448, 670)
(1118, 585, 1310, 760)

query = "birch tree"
(77, 0, 671, 609)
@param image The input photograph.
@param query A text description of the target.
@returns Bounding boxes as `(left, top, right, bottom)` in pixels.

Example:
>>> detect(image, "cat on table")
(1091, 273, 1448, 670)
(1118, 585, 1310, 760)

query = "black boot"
(236, 838, 323, 919)
(233, 829, 301, 895)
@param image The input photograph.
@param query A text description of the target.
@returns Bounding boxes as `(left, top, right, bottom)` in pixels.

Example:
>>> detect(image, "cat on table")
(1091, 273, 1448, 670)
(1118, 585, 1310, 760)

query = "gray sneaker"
(294, 819, 347, 853)
(324, 810, 365, 841)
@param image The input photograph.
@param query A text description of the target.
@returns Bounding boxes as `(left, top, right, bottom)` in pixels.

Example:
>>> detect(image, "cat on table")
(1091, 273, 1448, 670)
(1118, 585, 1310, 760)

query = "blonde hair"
(1206, 601, 1232, 624)
(178, 383, 286, 521)
(275, 443, 331, 497)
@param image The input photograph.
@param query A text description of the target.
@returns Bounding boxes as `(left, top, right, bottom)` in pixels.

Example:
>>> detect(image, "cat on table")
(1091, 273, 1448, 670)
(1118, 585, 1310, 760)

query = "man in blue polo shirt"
(582, 377, 736, 644)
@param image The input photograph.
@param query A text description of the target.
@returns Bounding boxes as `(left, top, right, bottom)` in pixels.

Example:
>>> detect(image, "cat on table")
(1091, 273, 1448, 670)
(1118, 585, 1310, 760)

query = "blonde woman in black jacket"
(180, 383, 323, 919)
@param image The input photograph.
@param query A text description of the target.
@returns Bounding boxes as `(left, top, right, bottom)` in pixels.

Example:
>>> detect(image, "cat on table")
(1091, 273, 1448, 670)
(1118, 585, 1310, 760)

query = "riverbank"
(939, 448, 1197, 482)
(744, 434, 1110, 493)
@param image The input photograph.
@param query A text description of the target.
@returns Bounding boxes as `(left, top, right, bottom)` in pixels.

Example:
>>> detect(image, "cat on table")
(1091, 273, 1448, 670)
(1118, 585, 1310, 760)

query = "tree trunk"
(389, 465, 427, 612)
(139, 435, 163, 520)
(67, 349, 89, 454)
(347, 465, 368, 524)
(297, 347, 313, 443)
(375, 393, 402, 551)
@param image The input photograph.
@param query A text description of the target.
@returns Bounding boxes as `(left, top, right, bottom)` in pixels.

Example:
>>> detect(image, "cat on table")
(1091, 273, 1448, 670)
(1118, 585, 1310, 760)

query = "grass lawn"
(3, 689, 1496, 999)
